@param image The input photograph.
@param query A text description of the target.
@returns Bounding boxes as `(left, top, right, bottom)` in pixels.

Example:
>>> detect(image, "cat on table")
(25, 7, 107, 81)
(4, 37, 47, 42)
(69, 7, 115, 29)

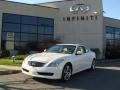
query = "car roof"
(56, 44, 84, 47)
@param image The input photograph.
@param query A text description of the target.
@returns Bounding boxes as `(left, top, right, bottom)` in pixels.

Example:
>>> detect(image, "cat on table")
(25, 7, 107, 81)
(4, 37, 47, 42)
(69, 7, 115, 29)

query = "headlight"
(47, 59, 64, 67)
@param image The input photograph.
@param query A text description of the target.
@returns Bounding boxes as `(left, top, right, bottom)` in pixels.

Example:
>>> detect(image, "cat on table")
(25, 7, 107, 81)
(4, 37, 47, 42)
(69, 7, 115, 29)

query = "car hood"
(26, 52, 71, 63)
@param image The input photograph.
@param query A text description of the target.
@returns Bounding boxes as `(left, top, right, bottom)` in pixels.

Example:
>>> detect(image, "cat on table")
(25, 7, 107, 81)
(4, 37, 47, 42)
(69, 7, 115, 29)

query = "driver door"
(74, 46, 87, 72)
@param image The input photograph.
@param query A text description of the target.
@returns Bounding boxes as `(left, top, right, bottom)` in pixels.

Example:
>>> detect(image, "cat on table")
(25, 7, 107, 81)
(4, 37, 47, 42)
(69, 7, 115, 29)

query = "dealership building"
(0, 0, 120, 59)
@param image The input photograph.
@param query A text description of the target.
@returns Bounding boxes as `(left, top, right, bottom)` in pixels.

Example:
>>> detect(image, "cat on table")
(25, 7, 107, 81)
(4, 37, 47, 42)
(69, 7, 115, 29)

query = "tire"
(90, 60, 96, 70)
(61, 64, 72, 82)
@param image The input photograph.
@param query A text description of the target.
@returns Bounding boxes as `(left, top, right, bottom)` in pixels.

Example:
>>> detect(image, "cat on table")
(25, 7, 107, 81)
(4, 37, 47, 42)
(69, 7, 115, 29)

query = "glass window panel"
(47, 19, 54, 26)
(3, 13, 20, 23)
(21, 16, 37, 25)
(20, 42, 28, 48)
(2, 14, 54, 51)
(45, 27, 53, 34)
(115, 28, 120, 31)
(14, 33, 20, 41)
(2, 23, 20, 32)
(44, 18, 54, 26)
(38, 26, 45, 34)
(15, 42, 21, 50)
(115, 34, 119, 39)
(21, 25, 37, 33)
(107, 40, 114, 46)
(106, 27, 114, 34)
(38, 18, 45, 25)
(38, 18, 54, 26)
(21, 33, 29, 41)
(21, 33, 37, 42)
(115, 29, 120, 35)
(115, 28, 120, 40)
(115, 40, 120, 46)
(38, 35, 45, 41)
(106, 34, 114, 39)
(44, 35, 53, 40)
(29, 34, 37, 42)
(1, 32, 7, 40)
(35, 34, 53, 42)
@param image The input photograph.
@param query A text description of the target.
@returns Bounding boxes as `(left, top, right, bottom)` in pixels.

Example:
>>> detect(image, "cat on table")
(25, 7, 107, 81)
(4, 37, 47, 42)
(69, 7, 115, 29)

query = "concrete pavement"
(0, 62, 120, 90)
(0, 65, 21, 75)
(0, 65, 21, 71)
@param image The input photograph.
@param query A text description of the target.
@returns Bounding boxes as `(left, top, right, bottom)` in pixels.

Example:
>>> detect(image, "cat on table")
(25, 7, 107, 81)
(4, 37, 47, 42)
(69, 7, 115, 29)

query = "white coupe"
(22, 44, 96, 81)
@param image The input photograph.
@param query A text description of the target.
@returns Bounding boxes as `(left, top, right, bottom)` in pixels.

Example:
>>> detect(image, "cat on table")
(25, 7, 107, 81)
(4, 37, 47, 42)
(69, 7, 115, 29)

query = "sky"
(7, 0, 120, 19)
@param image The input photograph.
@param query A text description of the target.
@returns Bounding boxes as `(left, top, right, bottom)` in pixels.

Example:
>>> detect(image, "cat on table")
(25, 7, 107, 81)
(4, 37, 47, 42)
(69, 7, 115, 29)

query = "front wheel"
(61, 64, 72, 82)
(90, 60, 96, 70)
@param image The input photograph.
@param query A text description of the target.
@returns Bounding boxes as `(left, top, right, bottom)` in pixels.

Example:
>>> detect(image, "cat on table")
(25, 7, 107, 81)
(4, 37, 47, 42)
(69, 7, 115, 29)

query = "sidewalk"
(0, 65, 21, 75)
(0, 65, 21, 70)
(96, 59, 120, 64)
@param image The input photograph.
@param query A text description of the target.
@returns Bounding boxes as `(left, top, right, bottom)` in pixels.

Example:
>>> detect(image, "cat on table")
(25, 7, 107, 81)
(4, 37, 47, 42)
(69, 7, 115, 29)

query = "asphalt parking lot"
(0, 62, 120, 90)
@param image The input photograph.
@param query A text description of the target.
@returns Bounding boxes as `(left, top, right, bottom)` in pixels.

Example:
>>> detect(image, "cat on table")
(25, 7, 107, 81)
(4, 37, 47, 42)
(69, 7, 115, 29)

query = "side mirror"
(76, 51, 83, 55)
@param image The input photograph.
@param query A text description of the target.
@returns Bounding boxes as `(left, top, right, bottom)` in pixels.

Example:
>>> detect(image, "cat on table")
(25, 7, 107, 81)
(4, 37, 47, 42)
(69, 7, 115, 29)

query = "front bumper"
(22, 64, 63, 79)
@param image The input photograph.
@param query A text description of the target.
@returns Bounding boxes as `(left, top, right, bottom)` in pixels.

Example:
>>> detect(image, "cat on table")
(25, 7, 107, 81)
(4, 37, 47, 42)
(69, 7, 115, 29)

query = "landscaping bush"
(105, 47, 120, 59)
(15, 55, 27, 60)
(17, 48, 29, 55)
(0, 50, 10, 58)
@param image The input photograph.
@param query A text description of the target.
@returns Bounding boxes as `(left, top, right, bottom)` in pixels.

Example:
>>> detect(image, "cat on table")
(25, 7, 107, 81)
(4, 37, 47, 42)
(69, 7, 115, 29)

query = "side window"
(76, 46, 86, 54)
(85, 47, 90, 53)
(81, 46, 86, 53)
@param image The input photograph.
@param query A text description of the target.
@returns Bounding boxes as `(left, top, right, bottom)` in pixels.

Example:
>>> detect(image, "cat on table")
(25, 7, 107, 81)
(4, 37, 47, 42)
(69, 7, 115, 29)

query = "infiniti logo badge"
(70, 4, 90, 14)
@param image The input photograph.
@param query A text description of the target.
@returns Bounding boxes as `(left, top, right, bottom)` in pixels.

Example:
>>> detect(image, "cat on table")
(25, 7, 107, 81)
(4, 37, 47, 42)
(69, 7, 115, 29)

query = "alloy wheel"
(62, 64, 72, 81)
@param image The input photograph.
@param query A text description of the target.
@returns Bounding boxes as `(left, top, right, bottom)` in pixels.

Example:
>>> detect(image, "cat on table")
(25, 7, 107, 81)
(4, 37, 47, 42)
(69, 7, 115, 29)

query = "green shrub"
(15, 55, 27, 60)
(18, 49, 29, 55)
(0, 50, 10, 58)
(105, 47, 120, 59)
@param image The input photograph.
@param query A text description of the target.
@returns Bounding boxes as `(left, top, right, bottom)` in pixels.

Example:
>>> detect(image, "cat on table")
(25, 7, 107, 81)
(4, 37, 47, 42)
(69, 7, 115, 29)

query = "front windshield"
(46, 45, 76, 54)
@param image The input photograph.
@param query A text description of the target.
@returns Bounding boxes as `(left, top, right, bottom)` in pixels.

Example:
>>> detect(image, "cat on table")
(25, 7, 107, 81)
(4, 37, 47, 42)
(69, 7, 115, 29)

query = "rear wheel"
(61, 64, 72, 82)
(90, 60, 96, 70)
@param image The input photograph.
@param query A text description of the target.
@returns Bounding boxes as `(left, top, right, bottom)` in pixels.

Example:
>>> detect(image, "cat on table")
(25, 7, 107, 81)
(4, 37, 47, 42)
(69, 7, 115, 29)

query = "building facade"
(0, 0, 120, 59)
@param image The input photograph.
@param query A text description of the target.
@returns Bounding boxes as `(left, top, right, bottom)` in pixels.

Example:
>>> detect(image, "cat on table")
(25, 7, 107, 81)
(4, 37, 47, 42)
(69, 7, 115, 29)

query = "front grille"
(37, 72, 54, 76)
(28, 61, 45, 67)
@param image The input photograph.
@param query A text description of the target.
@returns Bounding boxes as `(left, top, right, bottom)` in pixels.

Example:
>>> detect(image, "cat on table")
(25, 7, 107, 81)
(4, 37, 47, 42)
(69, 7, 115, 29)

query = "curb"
(0, 70, 21, 75)
(96, 59, 120, 64)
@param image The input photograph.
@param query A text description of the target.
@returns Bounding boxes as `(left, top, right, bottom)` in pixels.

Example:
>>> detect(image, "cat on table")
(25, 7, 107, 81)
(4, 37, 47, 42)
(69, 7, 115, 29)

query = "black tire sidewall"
(91, 60, 96, 70)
